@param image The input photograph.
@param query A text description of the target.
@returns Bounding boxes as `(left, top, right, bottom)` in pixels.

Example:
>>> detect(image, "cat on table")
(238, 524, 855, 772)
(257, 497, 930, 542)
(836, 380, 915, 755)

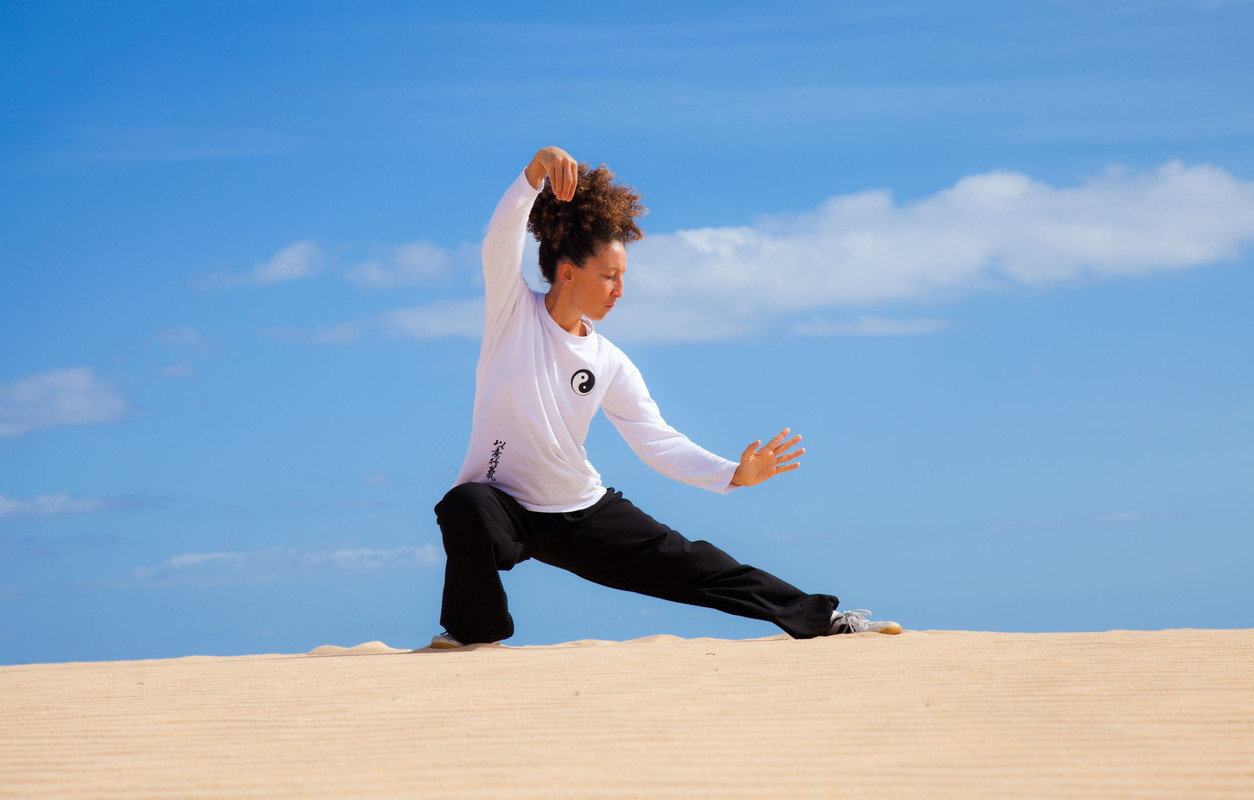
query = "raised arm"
(481, 146, 578, 331)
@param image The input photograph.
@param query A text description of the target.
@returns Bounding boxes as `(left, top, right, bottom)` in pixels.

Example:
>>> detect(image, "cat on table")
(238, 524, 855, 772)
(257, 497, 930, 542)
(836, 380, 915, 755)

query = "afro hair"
(527, 162, 646, 285)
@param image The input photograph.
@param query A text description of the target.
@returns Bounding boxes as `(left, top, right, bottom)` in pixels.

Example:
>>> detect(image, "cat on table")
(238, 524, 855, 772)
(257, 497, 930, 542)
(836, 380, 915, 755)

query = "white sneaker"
(828, 609, 902, 635)
(429, 631, 464, 649)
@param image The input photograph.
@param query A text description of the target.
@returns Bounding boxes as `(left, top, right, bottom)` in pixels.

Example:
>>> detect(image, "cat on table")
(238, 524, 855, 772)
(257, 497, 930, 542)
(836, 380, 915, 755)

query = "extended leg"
(531, 490, 838, 639)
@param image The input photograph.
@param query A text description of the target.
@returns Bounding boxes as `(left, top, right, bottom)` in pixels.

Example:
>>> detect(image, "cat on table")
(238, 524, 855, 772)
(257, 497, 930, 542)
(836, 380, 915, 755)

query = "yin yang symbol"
(571, 369, 596, 396)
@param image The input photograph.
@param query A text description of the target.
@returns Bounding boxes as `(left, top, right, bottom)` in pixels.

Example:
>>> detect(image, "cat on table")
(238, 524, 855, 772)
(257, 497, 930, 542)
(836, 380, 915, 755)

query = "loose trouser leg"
(532, 490, 838, 639)
(435, 482, 533, 644)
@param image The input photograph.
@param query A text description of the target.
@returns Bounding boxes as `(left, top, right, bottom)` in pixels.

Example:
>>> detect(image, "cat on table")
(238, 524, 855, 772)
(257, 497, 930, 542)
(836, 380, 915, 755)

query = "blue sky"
(2, 0, 1252, 665)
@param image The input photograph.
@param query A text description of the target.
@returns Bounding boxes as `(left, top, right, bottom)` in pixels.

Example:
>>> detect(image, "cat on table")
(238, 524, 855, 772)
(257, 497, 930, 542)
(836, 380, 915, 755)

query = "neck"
(544, 288, 587, 336)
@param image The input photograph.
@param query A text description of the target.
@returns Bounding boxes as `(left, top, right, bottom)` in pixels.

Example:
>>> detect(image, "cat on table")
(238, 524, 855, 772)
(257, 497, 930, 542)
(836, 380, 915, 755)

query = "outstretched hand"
(524, 146, 578, 201)
(730, 428, 804, 488)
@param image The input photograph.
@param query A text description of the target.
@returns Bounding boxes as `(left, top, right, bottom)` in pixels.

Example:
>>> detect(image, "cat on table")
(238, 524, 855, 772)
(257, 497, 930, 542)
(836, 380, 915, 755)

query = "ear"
(557, 260, 578, 286)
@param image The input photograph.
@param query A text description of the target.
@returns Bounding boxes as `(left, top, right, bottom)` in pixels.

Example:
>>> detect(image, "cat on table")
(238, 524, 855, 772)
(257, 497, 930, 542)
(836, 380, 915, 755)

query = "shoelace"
(833, 609, 874, 633)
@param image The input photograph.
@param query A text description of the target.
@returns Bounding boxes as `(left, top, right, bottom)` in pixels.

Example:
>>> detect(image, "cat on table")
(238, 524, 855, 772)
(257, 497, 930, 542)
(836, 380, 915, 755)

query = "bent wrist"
(524, 149, 550, 190)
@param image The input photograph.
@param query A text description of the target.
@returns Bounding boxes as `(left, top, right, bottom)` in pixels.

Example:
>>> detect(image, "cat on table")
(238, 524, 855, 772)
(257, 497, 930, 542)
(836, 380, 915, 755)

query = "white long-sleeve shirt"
(452, 171, 738, 512)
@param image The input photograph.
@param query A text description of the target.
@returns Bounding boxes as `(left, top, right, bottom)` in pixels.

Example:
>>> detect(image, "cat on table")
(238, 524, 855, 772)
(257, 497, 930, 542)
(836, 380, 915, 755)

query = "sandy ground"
(2, 629, 1252, 799)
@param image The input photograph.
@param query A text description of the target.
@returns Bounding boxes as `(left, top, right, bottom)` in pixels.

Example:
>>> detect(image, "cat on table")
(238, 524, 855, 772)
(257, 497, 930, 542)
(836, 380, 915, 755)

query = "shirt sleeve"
(600, 356, 739, 494)
(482, 171, 544, 335)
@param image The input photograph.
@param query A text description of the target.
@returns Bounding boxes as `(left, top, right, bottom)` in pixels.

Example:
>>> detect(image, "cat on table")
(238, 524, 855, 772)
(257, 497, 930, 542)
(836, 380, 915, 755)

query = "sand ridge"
(305, 640, 413, 656)
(2, 629, 1252, 798)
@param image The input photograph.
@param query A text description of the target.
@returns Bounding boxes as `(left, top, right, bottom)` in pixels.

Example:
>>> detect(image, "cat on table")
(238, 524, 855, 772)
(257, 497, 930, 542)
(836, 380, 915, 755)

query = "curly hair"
(527, 162, 646, 285)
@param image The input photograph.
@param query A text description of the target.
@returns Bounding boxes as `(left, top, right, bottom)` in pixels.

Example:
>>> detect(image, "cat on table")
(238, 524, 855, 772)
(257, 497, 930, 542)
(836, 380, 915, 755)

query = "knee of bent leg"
(434, 482, 499, 538)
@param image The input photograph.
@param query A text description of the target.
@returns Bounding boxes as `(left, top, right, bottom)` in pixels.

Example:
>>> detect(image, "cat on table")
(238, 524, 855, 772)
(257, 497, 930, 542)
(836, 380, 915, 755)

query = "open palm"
(731, 428, 804, 487)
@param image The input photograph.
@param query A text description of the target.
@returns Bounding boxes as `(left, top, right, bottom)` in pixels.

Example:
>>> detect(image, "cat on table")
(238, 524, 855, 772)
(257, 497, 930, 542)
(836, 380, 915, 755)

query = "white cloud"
(0, 367, 127, 438)
(196, 241, 320, 289)
(268, 161, 1254, 344)
(269, 298, 485, 345)
(117, 544, 442, 587)
(0, 492, 116, 521)
(603, 161, 1254, 341)
(264, 320, 370, 345)
(377, 299, 485, 340)
(347, 242, 478, 288)
(255, 241, 319, 283)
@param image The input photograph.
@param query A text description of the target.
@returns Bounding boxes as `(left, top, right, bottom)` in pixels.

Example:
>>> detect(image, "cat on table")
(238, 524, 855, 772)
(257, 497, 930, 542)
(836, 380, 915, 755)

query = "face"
(559, 240, 627, 321)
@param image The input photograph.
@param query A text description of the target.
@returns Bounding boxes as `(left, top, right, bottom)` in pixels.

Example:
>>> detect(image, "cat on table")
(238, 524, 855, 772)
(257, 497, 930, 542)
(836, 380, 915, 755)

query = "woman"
(431, 146, 900, 647)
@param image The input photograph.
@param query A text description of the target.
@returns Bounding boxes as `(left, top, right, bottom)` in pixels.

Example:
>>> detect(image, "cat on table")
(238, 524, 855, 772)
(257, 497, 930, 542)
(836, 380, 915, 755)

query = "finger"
(775, 461, 801, 475)
(551, 165, 566, 200)
(547, 156, 568, 199)
(560, 159, 578, 201)
(772, 433, 802, 454)
(775, 446, 805, 464)
(741, 440, 761, 461)
(551, 166, 568, 200)
(761, 427, 790, 452)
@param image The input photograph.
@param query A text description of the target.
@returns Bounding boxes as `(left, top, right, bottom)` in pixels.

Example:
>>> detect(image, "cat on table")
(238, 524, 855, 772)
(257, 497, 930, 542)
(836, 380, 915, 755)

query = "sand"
(2, 629, 1252, 799)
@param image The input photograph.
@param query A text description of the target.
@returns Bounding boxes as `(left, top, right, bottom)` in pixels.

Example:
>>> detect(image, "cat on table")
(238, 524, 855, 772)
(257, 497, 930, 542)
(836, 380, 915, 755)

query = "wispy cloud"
(151, 326, 207, 349)
(986, 509, 1175, 534)
(608, 160, 1254, 341)
(196, 241, 320, 290)
(347, 242, 478, 288)
(0, 367, 127, 438)
(0, 493, 120, 521)
(158, 363, 198, 379)
(108, 544, 442, 587)
(264, 321, 370, 345)
(377, 299, 484, 340)
(266, 161, 1254, 344)
(792, 316, 952, 337)
(265, 298, 484, 345)
(150, 327, 207, 378)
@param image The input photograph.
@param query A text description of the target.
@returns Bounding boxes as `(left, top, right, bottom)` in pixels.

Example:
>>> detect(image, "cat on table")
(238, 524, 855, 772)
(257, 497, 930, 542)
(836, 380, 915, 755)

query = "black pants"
(435, 482, 839, 644)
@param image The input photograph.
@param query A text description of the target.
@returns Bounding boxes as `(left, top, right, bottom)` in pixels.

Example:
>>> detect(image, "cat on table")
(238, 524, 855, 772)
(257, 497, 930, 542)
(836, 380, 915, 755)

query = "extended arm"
(602, 352, 805, 493)
(601, 360, 740, 494)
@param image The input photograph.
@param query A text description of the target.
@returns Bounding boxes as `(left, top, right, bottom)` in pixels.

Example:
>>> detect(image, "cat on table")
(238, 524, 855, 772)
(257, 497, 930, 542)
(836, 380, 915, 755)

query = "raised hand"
(524, 146, 578, 200)
(730, 428, 804, 487)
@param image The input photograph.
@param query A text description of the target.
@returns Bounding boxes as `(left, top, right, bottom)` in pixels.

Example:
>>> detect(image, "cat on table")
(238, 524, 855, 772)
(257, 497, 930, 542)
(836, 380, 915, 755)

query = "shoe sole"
(429, 637, 502, 649)
(829, 621, 905, 636)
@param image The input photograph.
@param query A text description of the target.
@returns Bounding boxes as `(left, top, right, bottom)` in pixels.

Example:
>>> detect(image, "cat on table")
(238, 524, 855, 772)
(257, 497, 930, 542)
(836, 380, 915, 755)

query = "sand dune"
(2, 629, 1252, 798)
(304, 641, 411, 657)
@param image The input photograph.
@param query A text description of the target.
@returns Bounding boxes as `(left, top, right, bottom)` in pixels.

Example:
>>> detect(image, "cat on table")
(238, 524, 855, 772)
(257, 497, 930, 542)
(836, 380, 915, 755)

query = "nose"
(613, 276, 624, 298)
